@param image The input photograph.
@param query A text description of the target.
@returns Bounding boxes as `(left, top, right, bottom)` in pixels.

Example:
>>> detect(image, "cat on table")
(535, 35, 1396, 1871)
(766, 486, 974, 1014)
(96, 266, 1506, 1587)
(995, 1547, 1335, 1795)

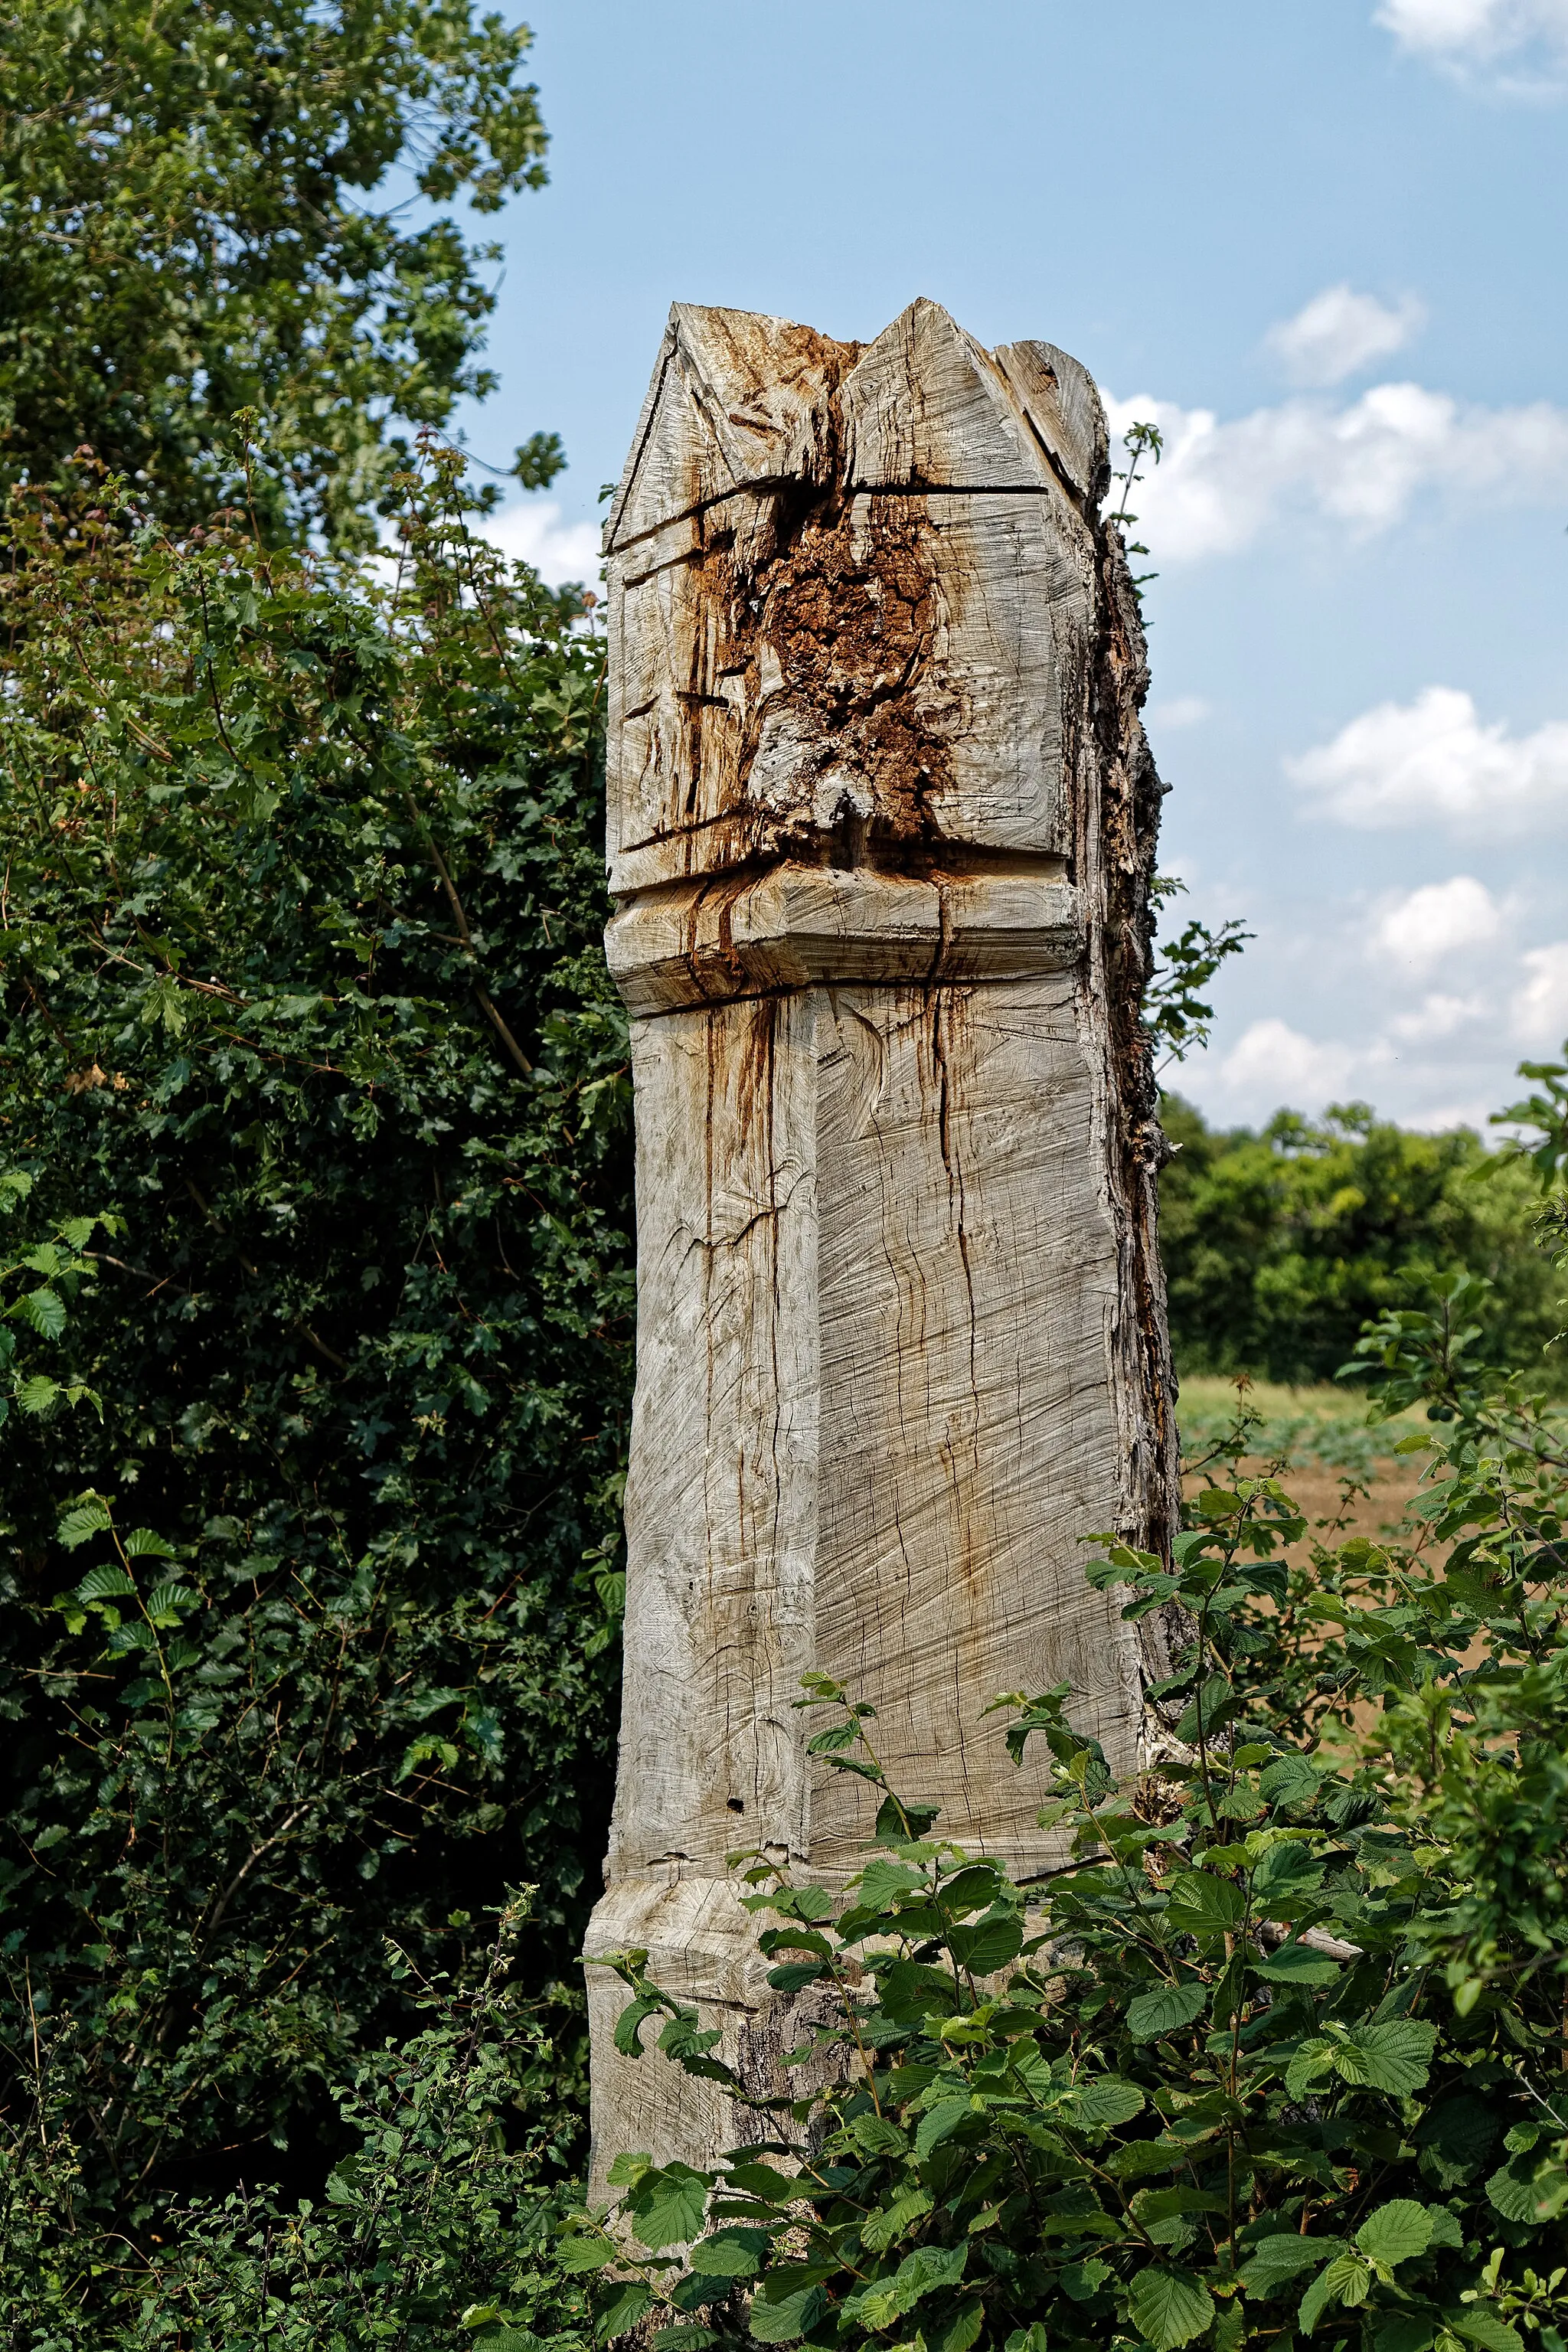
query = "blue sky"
(451, 0, 1568, 1134)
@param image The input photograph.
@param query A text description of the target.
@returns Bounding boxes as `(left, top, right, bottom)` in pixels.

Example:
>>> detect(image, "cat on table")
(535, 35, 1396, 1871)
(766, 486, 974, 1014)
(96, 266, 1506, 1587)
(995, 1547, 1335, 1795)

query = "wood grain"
(585, 299, 1176, 2190)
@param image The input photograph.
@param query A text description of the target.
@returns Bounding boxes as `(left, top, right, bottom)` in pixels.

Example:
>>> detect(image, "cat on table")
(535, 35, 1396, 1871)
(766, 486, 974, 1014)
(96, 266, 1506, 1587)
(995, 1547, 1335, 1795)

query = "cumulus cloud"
(1287, 687, 1568, 832)
(1387, 991, 1487, 1041)
(1376, 0, 1568, 65)
(1513, 942, 1568, 1044)
(1100, 384, 1568, 562)
(1372, 875, 1503, 968)
(1217, 1018, 1361, 1103)
(1266, 285, 1426, 387)
(1145, 694, 1211, 731)
(479, 498, 603, 587)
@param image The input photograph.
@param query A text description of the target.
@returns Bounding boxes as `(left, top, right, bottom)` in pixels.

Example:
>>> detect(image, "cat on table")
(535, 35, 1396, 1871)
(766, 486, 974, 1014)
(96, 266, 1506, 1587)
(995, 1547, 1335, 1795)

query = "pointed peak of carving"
(606, 299, 1107, 544)
(605, 304, 860, 553)
(839, 297, 1097, 498)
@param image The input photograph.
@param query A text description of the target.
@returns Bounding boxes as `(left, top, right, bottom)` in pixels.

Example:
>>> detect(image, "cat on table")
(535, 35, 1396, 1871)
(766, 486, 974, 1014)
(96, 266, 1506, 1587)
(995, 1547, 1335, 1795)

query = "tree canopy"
(0, 0, 560, 546)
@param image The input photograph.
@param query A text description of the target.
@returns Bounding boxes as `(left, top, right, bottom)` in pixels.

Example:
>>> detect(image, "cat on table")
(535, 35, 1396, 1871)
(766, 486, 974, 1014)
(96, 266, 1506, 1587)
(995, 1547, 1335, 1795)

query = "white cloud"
(1101, 383, 1568, 562)
(479, 498, 603, 587)
(1513, 942, 1568, 1044)
(1372, 875, 1503, 968)
(1217, 1018, 1360, 1103)
(1266, 285, 1426, 388)
(1377, 0, 1568, 64)
(1288, 686, 1568, 832)
(1145, 694, 1211, 730)
(1387, 989, 1486, 1040)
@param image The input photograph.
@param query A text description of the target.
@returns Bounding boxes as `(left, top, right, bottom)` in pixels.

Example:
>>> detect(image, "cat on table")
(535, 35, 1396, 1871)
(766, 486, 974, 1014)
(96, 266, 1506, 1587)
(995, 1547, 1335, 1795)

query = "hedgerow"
(0, 448, 632, 2281)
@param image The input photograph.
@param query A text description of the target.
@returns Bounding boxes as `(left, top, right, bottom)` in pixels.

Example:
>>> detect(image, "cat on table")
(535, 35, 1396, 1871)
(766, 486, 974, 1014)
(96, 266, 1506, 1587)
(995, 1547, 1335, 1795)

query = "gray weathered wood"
(584, 299, 1176, 2188)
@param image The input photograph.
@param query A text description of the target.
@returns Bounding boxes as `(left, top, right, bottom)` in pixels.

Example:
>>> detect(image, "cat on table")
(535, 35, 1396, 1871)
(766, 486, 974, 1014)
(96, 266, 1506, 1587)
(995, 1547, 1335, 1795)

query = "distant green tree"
(1158, 1095, 1562, 1387)
(0, 0, 560, 547)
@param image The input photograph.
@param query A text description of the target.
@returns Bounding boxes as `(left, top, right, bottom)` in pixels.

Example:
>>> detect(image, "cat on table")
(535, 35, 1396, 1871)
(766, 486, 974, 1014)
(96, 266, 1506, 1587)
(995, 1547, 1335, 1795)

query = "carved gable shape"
(605, 303, 858, 552)
(838, 297, 1105, 498)
(605, 298, 1112, 548)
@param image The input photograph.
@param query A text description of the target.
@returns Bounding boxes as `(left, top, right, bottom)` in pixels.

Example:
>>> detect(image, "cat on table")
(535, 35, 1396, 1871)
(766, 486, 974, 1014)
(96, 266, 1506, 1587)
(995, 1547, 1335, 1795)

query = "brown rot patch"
(704, 485, 960, 867)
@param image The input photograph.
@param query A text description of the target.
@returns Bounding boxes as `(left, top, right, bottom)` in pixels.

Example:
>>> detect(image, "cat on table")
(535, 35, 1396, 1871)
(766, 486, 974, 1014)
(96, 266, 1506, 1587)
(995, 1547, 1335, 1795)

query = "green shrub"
(0, 454, 632, 2249)
(1, 1896, 594, 2348)
(582, 1279, 1568, 2352)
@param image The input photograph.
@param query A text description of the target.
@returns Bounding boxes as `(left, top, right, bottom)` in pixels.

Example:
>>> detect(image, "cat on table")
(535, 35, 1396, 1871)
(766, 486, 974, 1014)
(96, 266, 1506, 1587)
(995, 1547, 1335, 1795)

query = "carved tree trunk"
(583, 299, 1176, 2186)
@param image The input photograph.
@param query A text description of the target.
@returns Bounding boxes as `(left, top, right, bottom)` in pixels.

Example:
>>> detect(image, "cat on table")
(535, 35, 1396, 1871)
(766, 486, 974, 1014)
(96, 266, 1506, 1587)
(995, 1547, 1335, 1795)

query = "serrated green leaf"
(1330, 2019, 1437, 2096)
(1451, 2309, 1524, 2352)
(928, 2297, 985, 2352)
(58, 1497, 113, 1550)
(1127, 1979, 1207, 2041)
(848, 2111, 908, 2157)
(949, 1915, 1024, 1975)
(145, 1581, 198, 1622)
(1301, 2252, 1371, 2328)
(854, 1859, 924, 1909)
(860, 2188, 933, 2252)
(722, 2163, 798, 2205)
(844, 2241, 967, 2326)
(1487, 2153, 1568, 2223)
(554, 2236, 615, 2275)
(1035, 2208, 1123, 2239)
(106, 1621, 157, 1652)
(689, 2230, 768, 2280)
(123, 1527, 178, 1557)
(597, 2284, 653, 2344)
(1252, 1940, 1341, 1986)
(75, 1563, 136, 1601)
(807, 1722, 858, 1753)
(748, 2285, 827, 2345)
(1355, 2199, 1434, 2266)
(916, 2096, 978, 2158)
(628, 2161, 709, 2249)
(1165, 1869, 1245, 1936)
(766, 1962, 828, 1992)
(1126, 2266, 1216, 2348)
(12, 1285, 66, 1338)
(612, 1998, 662, 2057)
(1251, 1842, 1325, 1908)
(1239, 2236, 1341, 2295)
(1133, 2188, 1227, 2233)
(1069, 2076, 1146, 2129)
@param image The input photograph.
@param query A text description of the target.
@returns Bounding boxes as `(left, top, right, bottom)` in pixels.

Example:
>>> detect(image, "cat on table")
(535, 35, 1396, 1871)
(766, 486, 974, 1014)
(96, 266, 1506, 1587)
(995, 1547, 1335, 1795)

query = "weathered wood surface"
(583, 299, 1176, 2187)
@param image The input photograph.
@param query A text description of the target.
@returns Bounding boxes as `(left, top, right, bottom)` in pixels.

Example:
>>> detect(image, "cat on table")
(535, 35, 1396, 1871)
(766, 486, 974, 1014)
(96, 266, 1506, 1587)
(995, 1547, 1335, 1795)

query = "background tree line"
(1158, 1095, 1563, 1389)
